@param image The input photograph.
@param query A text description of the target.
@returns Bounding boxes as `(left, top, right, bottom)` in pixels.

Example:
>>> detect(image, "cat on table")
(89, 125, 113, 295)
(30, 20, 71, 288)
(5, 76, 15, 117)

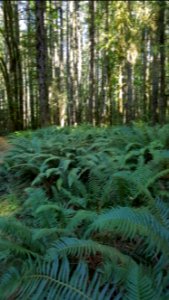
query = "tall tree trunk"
(151, 53, 159, 124)
(159, 0, 166, 124)
(14, 1, 24, 129)
(151, 5, 161, 124)
(49, 0, 60, 125)
(100, 1, 109, 125)
(2, 0, 23, 130)
(142, 27, 148, 121)
(126, 61, 133, 123)
(66, 1, 74, 125)
(27, 1, 36, 129)
(59, 1, 65, 127)
(88, 0, 95, 124)
(95, 22, 100, 126)
(35, 0, 50, 127)
(125, 1, 133, 124)
(74, 0, 82, 124)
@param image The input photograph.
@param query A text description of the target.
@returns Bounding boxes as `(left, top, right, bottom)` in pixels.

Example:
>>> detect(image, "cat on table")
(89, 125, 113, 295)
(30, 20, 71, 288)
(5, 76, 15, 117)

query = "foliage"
(0, 0, 168, 131)
(1, 124, 169, 299)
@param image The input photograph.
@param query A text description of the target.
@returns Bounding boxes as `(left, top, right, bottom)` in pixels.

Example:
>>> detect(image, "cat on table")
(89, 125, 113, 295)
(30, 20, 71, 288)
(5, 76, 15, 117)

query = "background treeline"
(0, 0, 168, 132)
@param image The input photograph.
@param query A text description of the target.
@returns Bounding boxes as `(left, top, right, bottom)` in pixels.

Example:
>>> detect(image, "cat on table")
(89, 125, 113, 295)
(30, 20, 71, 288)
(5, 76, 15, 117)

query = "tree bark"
(100, 1, 109, 125)
(88, 0, 95, 124)
(159, 0, 166, 124)
(2, 0, 24, 130)
(125, 1, 134, 124)
(35, 0, 50, 127)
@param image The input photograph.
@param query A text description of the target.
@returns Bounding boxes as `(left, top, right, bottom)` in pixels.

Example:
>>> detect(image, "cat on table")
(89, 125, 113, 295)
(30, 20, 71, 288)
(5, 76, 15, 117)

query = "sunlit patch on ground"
(0, 137, 10, 163)
(0, 199, 18, 216)
(0, 137, 9, 151)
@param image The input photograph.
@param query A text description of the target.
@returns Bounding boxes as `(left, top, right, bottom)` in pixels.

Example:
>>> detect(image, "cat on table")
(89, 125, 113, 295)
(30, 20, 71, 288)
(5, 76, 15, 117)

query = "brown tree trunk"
(35, 0, 50, 127)
(125, 1, 134, 124)
(151, 53, 159, 124)
(14, 1, 24, 129)
(159, 0, 166, 124)
(66, 1, 74, 125)
(27, 1, 36, 129)
(88, 0, 95, 124)
(2, 0, 24, 130)
(126, 61, 133, 124)
(100, 1, 109, 125)
(151, 5, 161, 124)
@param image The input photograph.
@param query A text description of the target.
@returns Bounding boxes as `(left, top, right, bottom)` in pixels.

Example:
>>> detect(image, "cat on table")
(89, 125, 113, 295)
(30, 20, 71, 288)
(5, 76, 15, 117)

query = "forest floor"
(0, 137, 17, 216)
(0, 137, 10, 163)
(0, 125, 169, 299)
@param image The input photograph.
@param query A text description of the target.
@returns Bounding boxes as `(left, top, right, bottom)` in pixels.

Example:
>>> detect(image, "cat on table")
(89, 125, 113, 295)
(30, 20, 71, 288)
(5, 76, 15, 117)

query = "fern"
(47, 237, 130, 265)
(86, 207, 169, 257)
(124, 264, 157, 300)
(0, 266, 20, 300)
(1, 125, 169, 299)
(17, 257, 122, 300)
(149, 198, 169, 229)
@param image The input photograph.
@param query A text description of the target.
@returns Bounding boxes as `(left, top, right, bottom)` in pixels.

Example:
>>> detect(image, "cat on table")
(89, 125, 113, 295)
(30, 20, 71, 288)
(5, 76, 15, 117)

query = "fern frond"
(0, 267, 20, 300)
(149, 198, 169, 229)
(24, 187, 48, 211)
(124, 264, 158, 300)
(32, 227, 72, 241)
(47, 237, 130, 265)
(86, 207, 169, 257)
(67, 210, 98, 232)
(0, 216, 32, 242)
(17, 257, 120, 300)
(0, 238, 40, 257)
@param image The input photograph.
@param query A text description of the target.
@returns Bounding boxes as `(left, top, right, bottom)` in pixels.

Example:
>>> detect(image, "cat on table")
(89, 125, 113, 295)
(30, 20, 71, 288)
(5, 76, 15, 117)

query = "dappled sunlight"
(0, 199, 19, 216)
(127, 43, 138, 64)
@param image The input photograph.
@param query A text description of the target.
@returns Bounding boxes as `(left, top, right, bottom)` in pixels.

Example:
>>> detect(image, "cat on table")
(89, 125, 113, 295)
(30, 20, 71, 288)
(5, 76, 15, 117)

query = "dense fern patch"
(1, 124, 169, 299)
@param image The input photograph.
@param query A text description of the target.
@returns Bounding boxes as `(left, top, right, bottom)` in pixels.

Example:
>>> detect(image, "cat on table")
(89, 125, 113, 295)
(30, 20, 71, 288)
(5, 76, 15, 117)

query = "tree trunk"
(151, 53, 159, 124)
(125, 1, 134, 124)
(159, 0, 166, 124)
(27, 1, 36, 129)
(66, 1, 74, 125)
(2, 0, 24, 130)
(35, 0, 50, 127)
(59, 1, 65, 127)
(88, 0, 95, 124)
(151, 4, 161, 124)
(100, 1, 109, 125)
(126, 61, 133, 123)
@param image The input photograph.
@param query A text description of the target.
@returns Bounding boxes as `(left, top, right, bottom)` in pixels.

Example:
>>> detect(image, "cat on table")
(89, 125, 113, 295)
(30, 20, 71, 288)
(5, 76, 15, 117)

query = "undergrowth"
(0, 124, 169, 299)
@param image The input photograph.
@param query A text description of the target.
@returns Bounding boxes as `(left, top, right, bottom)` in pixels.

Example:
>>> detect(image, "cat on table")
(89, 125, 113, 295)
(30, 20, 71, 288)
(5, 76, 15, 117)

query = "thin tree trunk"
(74, 0, 82, 124)
(100, 1, 109, 125)
(151, 53, 159, 124)
(14, 1, 24, 129)
(88, 0, 95, 124)
(151, 6, 160, 124)
(142, 27, 148, 120)
(59, 1, 65, 127)
(66, 1, 72, 125)
(35, 0, 50, 127)
(125, 1, 133, 124)
(126, 61, 133, 123)
(159, 0, 166, 123)
(27, 1, 36, 129)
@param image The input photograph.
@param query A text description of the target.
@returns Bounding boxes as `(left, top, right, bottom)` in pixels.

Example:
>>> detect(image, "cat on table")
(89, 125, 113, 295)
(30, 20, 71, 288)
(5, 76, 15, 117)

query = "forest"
(0, 1, 169, 299)
(0, 0, 168, 130)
